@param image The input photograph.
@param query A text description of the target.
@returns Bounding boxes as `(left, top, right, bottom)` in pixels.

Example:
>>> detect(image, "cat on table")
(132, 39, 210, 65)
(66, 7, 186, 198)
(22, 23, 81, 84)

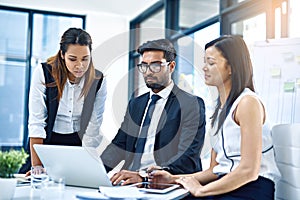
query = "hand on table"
(110, 170, 143, 186)
(175, 176, 203, 197)
(31, 165, 46, 175)
(147, 168, 174, 184)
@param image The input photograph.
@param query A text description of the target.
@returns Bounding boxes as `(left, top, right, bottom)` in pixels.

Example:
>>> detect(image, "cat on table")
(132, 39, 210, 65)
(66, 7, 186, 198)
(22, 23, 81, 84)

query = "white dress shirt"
(139, 81, 174, 169)
(28, 64, 107, 147)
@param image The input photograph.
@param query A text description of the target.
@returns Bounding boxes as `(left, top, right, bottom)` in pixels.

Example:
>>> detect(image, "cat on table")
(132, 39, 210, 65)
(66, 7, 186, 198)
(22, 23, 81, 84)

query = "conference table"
(13, 184, 189, 200)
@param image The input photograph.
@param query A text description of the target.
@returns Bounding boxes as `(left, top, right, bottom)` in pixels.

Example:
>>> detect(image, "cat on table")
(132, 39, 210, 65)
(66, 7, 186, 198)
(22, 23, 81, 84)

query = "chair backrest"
(272, 124, 300, 200)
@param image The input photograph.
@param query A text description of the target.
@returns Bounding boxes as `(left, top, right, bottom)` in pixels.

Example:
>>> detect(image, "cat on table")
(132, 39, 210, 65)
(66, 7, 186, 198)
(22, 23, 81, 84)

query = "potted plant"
(0, 148, 29, 200)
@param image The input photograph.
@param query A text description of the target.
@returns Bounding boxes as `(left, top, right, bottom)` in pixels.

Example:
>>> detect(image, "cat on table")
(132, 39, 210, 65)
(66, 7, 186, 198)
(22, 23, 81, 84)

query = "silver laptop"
(33, 144, 112, 188)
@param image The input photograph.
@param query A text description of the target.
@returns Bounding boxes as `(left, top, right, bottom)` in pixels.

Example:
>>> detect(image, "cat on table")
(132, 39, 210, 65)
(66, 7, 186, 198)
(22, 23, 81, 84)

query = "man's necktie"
(131, 94, 161, 171)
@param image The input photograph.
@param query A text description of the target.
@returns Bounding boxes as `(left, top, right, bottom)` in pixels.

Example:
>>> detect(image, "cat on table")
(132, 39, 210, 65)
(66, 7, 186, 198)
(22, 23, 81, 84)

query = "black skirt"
(46, 132, 82, 146)
(183, 176, 275, 200)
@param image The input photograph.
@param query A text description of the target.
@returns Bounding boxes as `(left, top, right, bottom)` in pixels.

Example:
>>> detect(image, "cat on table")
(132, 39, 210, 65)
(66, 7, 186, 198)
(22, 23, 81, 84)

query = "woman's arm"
(183, 95, 264, 197)
(150, 149, 218, 185)
(192, 149, 219, 185)
(30, 137, 43, 166)
(28, 65, 48, 171)
(28, 65, 48, 139)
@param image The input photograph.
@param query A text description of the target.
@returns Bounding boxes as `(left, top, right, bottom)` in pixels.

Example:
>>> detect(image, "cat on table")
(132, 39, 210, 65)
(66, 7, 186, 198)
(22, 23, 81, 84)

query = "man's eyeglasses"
(137, 61, 170, 73)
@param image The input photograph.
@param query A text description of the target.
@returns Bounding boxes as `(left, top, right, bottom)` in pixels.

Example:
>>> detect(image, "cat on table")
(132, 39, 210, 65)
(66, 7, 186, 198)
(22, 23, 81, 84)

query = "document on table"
(76, 186, 144, 200)
(99, 186, 144, 198)
(76, 192, 109, 200)
(14, 174, 31, 186)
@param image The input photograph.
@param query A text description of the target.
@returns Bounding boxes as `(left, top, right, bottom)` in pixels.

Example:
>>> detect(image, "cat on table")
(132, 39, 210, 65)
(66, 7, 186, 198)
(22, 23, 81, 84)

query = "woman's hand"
(176, 176, 203, 197)
(148, 169, 175, 184)
(30, 165, 46, 175)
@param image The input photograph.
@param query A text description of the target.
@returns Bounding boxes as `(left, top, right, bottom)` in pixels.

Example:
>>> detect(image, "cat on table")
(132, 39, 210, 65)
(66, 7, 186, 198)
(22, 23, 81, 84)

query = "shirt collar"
(149, 80, 174, 100)
(67, 76, 85, 88)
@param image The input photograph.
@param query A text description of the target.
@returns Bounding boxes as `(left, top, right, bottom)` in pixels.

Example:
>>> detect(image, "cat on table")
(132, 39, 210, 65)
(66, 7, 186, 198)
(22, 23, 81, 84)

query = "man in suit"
(101, 39, 206, 185)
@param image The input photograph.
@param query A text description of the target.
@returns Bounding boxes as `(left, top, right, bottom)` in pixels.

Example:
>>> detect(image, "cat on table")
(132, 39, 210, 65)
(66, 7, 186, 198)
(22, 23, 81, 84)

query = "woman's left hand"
(175, 176, 203, 197)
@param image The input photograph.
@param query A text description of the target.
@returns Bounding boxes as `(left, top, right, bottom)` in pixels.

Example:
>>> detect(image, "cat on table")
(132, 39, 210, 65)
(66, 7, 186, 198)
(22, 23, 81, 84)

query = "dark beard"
(146, 83, 165, 90)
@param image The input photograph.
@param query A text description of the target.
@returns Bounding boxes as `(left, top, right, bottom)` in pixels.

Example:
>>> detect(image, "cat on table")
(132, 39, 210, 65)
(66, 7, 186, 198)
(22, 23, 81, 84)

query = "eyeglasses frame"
(137, 61, 171, 74)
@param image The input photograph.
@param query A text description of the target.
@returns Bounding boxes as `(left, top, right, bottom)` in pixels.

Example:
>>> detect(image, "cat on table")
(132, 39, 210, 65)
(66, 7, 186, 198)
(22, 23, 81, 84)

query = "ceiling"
(90, 0, 160, 18)
(0, 0, 219, 23)
(0, 0, 160, 19)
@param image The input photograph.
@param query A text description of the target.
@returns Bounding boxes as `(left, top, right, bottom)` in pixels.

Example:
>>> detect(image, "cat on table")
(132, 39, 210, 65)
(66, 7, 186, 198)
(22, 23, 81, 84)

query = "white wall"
(86, 12, 129, 149)
(85, 12, 129, 146)
(0, 0, 130, 146)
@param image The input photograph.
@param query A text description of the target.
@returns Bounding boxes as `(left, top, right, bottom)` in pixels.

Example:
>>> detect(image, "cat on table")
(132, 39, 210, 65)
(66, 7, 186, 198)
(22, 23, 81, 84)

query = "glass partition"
(135, 9, 165, 96)
(231, 13, 266, 46)
(177, 22, 220, 113)
(31, 14, 83, 74)
(0, 9, 28, 146)
(179, 0, 219, 28)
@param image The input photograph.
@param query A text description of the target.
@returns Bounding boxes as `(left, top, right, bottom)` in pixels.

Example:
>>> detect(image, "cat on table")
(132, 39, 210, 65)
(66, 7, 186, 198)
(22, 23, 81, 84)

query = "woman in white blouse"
(149, 35, 280, 199)
(25, 28, 107, 175)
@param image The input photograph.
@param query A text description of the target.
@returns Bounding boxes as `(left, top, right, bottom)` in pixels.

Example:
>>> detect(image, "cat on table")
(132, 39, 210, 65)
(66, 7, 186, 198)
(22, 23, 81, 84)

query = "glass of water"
(41, 176, 65, 200)
(30, 166, 49, 189)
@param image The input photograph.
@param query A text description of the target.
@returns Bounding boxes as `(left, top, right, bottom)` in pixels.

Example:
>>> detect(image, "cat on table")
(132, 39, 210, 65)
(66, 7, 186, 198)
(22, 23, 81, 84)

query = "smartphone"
(130, 182, 180, 194)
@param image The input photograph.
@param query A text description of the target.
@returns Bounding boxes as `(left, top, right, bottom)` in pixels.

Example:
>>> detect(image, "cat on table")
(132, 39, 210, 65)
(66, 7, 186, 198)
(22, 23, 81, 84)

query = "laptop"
(33, 144, 112, 188)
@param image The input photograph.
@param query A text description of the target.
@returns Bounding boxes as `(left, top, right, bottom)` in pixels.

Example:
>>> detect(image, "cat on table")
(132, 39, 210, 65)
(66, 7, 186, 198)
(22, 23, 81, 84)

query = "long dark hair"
(205, 35, 255, 134)
(47, 27, 97, 100)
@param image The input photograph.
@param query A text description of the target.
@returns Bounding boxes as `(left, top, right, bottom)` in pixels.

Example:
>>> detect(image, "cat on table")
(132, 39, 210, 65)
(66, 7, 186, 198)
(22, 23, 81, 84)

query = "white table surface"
(13, 185, 97, 200)
(13, 185, 189, 200)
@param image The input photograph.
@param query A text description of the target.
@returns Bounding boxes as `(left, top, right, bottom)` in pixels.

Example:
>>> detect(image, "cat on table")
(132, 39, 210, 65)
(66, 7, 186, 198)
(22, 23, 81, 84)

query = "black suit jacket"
(101, 85, 206, 174)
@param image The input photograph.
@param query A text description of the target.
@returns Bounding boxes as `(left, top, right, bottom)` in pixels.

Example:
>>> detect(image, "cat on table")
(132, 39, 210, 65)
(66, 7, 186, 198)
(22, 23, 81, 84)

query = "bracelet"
(142, 176, 148, 182)
(160, 166, 170, 171)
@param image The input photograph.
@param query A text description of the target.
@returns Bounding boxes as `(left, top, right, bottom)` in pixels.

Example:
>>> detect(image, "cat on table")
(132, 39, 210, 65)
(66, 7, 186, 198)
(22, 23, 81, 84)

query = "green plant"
(0, 148, 29, 178)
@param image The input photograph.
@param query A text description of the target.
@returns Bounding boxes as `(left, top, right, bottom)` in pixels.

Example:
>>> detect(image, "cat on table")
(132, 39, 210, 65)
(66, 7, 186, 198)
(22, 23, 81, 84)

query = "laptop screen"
(33, 144, 112, 188)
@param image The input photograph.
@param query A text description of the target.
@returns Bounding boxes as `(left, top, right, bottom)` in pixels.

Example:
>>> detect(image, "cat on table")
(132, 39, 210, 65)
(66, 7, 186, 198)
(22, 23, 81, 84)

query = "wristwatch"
(138, 169, 148, 182)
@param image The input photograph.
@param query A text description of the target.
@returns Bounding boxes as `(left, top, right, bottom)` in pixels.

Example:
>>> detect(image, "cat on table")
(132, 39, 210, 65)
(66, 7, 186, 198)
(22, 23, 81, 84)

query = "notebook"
(33, 144, 112, 188)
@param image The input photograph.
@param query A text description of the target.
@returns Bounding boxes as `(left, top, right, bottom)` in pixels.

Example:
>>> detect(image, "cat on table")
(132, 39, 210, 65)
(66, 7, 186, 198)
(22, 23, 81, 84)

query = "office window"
(193, 22, 220, 55)
(0, 9, 28, 147)
(32, 14, 83, 74)
(177, 22, 220, 111)
(0, 7, 84, 148)
(289, 0, 300, 37)
(231, 13, 266, 46)
(131, 0, 296, 98)
(134, 9, 165, 97)
(176, 23, 220, 95)
(273, 1, 288, 38)
(179, 0, 219, 28)
(139, 9, 165, 45)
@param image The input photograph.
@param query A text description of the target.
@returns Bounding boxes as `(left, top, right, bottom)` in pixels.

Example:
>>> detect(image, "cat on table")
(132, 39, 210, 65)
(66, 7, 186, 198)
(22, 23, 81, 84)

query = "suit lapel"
(156, 85, 180, 137)
(124, 93, 150, 169)
(129, 93, 150, 139)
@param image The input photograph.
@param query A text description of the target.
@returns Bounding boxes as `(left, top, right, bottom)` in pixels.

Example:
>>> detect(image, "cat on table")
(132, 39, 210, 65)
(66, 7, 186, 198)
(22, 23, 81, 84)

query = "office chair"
(272, 123, 300, 200)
